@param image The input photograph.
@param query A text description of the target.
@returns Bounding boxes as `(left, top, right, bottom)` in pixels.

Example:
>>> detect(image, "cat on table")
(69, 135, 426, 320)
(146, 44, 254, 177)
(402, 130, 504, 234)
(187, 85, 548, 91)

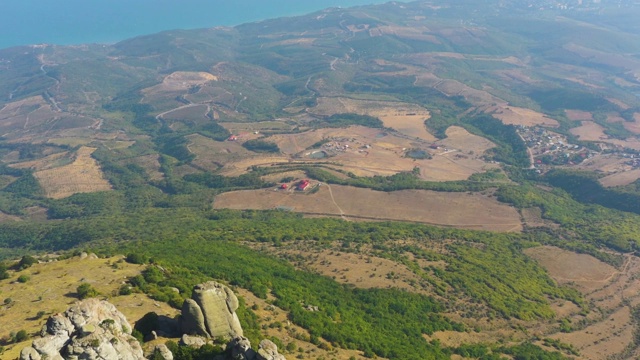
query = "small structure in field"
(280, 184, 288, 190)
(296, 179, 310, 191)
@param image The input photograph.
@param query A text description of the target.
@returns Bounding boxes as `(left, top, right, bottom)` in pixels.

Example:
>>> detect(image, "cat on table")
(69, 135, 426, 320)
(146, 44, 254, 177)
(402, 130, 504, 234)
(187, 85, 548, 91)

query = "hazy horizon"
(0, 0, 401, 50)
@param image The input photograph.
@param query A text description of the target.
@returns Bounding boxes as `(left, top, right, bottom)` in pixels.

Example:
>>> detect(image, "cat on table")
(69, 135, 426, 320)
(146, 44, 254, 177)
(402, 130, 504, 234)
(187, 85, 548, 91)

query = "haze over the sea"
(0, 0, 398, 50)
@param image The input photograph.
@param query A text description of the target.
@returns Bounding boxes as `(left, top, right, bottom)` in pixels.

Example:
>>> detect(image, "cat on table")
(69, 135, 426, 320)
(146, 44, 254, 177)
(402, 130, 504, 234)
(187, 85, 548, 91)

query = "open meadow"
(32, 147, 112, 199)
(214, 184, 522, 232)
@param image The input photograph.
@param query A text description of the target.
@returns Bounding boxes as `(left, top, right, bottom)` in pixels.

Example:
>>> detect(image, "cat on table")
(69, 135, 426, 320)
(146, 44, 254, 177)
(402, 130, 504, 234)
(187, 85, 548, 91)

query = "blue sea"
(0, 0, 398, 50)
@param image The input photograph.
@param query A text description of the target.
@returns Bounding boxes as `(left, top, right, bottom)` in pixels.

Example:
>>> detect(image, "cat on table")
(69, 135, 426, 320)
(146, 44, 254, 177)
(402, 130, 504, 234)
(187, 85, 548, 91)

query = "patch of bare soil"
(438, 126, 495, 155)
(490, 106, 559, 127)
(607, 114, 625, 123)
(33, 147, 112, 199)
(524, 246, 617, 293)
(570, 121, 608, 142)
(578, 154, 630, 173)
(276, 247, 422, 291)
(599, 169, 640, 187)
(149, 71, 217, 93)
(214, 184, 522, 232)
(565, 110, 593, 121)
(310, 97, 435, 142)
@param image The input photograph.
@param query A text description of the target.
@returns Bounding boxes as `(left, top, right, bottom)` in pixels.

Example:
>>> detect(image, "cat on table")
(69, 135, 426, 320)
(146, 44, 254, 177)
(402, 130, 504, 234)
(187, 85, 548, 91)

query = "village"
(517, 125, 594, 168)
(517, 125, 640, 173)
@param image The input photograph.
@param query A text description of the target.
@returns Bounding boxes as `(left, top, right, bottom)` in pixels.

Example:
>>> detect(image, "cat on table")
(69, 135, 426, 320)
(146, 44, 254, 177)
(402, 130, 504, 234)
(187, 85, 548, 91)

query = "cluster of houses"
(518, 126, 593, 167)
(626, 158, 640, 169)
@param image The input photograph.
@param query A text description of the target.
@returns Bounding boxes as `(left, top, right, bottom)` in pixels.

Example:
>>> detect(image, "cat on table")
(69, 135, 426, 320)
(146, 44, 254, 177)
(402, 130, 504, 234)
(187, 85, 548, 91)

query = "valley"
(2, 1, 640, 359)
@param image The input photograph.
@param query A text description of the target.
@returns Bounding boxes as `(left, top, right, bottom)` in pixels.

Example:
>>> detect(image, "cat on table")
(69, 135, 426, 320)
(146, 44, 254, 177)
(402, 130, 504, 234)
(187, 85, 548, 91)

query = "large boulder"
(228, 336, 256, 360)
(179, 281, 243, 340)
(180, 298, 208, 336)
(20, 299, 147, 360)
(149, 344, 174, 360)
(179, 334, 207, 348)
(256, 339, 286, 360)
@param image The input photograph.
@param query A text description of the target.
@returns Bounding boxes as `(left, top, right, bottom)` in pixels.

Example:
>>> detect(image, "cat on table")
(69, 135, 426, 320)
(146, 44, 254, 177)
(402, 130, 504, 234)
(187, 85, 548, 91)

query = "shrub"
(14, 329, 29, 342)
(77, 283, 99, 299)
(17, 255, 38, 270)
(0, 263, 9, 280)
(125, 253, 147, 264)
(17, 275, 30, 283)
(119, 285, 132, 295)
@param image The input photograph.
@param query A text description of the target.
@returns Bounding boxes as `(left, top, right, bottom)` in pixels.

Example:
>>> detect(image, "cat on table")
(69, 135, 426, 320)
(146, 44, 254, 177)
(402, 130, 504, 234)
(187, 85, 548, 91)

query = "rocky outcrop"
(20, 299, 145, 360)
(179, 281, 243, 340)
(180, 334, 207, 348)
(177, 282, 286, 359)
(256, 340, 286, 360)
(228, 336, 256, 360)
(224, 337, 286, 360)
(149, 344, 173, 360)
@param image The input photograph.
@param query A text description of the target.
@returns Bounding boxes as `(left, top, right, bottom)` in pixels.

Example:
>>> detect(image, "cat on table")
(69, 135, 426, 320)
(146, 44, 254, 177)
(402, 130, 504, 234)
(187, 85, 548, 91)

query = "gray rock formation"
(256, 340, 286, 360)
(179, 334, 207, 348)
(179, 281, 243, 340)
(228, 336, 256, 360)
(180, 298, 208, 336)
(149, 344, 174, 360)
(176, 282, 286, 360)
(20, 299, 147, 360)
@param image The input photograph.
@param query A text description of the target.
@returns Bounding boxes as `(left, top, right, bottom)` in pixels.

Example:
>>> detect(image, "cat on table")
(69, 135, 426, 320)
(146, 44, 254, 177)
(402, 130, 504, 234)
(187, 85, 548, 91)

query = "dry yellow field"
(310, 97, 435, 142)
(144, 71, 218, 94)
(525, 246, 617, 293)
(437, 126, 495, 154)
(578, 154, 630, 173)
(214, 184, 522, 232)
(569, 121, 640, 150)
(10, 151, 70, 171)
(565, 109, 593, 121)
(33, 146, 112, 199)
(490, 106, 559, 127)
(265, 126, 496, 181)
(599, 169, 640, 187)
(569, 121, 608, 141)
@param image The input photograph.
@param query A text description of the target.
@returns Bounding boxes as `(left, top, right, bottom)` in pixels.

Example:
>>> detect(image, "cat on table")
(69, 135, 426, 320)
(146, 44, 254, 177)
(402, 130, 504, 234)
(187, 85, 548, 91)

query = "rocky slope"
(20, 281, 286, 360)
(20, 298, 144, 360)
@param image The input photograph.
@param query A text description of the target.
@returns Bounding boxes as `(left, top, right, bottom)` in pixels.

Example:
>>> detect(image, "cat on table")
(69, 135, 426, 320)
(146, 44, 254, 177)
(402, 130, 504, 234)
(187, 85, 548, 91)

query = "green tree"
(14, 329, 29, 343)
(77, 283, 99, 299)
(17, 255, 38, 270)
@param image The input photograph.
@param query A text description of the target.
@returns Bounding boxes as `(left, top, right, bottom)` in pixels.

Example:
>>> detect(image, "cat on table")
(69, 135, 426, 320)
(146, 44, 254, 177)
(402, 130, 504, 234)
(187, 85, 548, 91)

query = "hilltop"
(2, 1, 640, 359)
